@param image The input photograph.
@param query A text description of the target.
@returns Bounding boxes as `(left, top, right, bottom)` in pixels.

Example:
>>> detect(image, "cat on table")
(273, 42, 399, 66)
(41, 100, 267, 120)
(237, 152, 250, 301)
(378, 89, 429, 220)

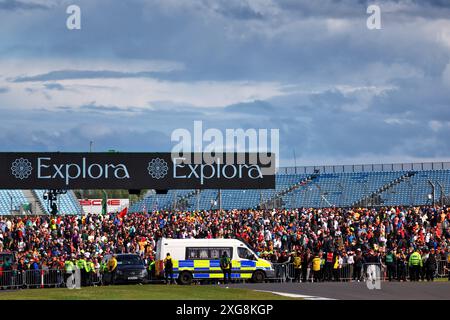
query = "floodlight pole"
(428, 180, 435, 206)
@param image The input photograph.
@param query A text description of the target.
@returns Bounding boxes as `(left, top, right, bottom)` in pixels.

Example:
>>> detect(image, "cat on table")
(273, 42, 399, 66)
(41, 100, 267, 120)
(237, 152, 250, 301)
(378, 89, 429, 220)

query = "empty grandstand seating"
(0, 164, 449, 215)
(0, 190, 28, 215)
(33, 190, 83, 215)
(130, 167, 450, 212)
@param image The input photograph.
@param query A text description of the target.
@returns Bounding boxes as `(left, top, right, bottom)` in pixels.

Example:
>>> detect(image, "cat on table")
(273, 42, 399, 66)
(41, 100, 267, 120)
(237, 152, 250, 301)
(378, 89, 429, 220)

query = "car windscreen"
(116, 255, 143, 266)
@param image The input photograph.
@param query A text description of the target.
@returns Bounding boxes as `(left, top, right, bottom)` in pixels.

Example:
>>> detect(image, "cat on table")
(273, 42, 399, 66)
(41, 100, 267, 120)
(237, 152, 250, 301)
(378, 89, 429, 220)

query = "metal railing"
(271, 260, 449, 282)
(278, 162, 450, 175)
(0, 269, 104, 289)
(0, 263, 448, 289)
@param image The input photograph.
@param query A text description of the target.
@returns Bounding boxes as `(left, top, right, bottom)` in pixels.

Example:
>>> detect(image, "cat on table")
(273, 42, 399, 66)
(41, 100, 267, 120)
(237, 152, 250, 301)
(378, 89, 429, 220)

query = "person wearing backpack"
(164, 253, 174, 284)
(220, 251, 232, 284)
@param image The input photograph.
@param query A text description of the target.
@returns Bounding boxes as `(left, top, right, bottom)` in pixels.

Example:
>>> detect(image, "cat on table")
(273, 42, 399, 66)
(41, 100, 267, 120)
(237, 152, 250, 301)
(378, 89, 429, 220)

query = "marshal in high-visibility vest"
(409, 252, 423, 267)
(76, 258, 87, 270)
(65, 260, 74, 273)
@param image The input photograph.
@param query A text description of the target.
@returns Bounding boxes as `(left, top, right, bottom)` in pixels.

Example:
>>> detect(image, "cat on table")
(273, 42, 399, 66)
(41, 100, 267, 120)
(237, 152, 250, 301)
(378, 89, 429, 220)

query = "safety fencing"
(0, 262, 448, 289)
(272, 260, 449, 282)
(0, 269, 103, 289)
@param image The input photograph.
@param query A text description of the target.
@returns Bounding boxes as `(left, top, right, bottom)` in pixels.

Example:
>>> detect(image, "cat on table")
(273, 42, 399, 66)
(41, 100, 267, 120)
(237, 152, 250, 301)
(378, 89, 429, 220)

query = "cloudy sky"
(1, 0, 450, 167)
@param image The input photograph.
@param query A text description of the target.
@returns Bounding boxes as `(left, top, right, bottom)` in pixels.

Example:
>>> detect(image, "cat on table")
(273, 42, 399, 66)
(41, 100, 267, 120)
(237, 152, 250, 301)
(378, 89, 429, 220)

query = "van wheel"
(178, 271, 193, 285)
(252, 270, 265, 283)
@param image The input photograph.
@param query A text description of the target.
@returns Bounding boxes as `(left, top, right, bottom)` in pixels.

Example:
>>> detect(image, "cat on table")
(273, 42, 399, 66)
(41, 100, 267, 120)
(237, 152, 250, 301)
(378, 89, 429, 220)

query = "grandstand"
(33, 190, 83, 215)
(0, 161, 449, 215)
(0, 190, 29, 215)
(130, 161, 450, 212)
(0, 189, 82, 215)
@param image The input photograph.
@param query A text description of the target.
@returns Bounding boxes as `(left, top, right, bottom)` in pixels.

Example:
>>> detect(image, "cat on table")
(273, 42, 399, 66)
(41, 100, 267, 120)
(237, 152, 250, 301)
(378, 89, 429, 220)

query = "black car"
(102, 254, 148, 284)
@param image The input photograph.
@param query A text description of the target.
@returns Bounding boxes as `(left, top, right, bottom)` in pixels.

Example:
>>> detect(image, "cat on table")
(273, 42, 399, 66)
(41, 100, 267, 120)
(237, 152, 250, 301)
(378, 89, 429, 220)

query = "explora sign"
(0, 153, 275, 190)
(37, 157, 130, 185)
(173, 158, 263, 185)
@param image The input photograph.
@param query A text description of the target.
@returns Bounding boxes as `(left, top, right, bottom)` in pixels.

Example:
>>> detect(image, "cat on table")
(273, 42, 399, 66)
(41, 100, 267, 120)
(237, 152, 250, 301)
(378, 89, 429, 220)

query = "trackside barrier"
(363, 263, 384, 282)
(0, 271, 24, 289)
(437, 260, 448, 278)
(91, 272, 102, 286)
(0, 261, 449, 290)
(271, 260, 449, 282)
(272, 263, 292, 282)
(23, 269, 65, 288)
(24, 269, 42, 288)
(43, 269, 64, 288)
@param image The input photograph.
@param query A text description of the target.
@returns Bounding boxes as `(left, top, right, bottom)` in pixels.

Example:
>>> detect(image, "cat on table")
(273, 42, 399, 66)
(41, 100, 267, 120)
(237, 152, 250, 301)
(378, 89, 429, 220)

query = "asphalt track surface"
(227, 281, 450, 300)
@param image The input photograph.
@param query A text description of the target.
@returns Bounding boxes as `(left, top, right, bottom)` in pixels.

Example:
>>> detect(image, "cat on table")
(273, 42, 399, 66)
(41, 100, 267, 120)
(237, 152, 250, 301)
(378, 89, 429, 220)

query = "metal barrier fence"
(272, 260, 449, 282)
(279, 161, 450, 174)
(0, 262, 448, 289)
(0, 269, 104, 289)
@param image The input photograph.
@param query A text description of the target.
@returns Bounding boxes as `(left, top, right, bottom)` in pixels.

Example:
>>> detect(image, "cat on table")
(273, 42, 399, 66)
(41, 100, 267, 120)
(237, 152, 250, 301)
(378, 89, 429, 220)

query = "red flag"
(119, 207, 128, 219)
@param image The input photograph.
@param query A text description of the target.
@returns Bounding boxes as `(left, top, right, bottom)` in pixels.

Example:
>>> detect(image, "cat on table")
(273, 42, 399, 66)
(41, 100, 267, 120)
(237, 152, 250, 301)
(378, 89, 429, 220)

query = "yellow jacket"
(107, 257, 118, 271)
(312, 257, 321, 271)
(293, 256, 302, 268)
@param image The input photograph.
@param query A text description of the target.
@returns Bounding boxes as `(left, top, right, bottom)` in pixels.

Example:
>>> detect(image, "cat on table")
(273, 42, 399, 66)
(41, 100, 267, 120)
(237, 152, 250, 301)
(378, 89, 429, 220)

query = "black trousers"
(80, 269, 87, 286)
(426, 268, 435, 281)
(223, 269, 232, 284)
(110, 269, 116, 285)
(301, 265, 308, 282)
(294, 268, 301, 282)
(313, 270, 321, 282)
(165, 269, 174, 284)
(397, 265, 406, 281)
(410, 265, 420, 281)
(324, 263, 333, 281)
(386, 264, 396, 281)
(333, 268, 340, 281)
(353, 266, 362, 281)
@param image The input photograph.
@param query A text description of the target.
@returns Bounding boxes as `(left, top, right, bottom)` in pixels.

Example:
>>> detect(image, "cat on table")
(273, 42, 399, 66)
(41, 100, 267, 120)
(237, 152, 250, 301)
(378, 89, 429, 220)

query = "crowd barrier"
(0, 261, 448, 289)
(272, 260, 449, 282)
(0, 269, 104, 289)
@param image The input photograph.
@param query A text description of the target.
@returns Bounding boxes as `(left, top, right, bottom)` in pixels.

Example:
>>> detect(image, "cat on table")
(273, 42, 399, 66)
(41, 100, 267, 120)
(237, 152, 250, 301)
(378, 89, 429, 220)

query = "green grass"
(0, 284, 296, 300)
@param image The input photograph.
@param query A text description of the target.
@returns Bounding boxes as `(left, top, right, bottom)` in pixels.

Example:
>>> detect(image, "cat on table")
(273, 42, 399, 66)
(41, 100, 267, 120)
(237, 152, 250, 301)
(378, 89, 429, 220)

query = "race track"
(227, 281, 450, 300)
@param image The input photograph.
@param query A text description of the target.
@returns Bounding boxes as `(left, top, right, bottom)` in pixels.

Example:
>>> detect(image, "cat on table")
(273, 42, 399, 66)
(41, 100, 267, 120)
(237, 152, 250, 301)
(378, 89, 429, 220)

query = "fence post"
(41, 270, 44, 288)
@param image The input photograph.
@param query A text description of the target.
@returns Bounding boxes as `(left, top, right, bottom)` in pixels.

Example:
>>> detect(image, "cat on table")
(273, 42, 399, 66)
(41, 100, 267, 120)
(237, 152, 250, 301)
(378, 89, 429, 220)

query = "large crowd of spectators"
(0, 205, 449, 281)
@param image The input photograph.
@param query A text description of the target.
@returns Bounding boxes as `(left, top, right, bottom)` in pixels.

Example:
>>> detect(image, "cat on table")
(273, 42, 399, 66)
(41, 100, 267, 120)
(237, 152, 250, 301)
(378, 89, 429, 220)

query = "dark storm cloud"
(13, 70, 164, 82)
(1, 0, 450, 164)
